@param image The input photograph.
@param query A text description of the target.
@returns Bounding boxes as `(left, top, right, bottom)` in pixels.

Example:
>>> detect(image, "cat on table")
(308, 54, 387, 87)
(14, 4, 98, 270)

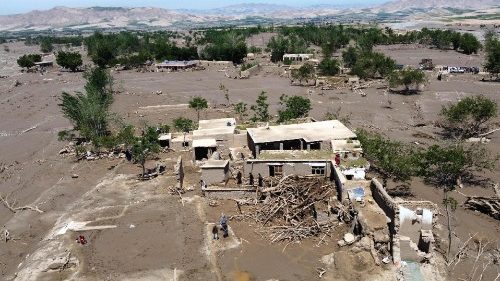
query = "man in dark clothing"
(212, 224, 219, 240)
(249, 173, 254, 186)
(258, 173, 263, 187)
(236, 171, 242, 185)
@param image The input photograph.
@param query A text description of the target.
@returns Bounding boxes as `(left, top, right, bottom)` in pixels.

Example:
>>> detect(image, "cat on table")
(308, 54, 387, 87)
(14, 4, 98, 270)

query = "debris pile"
(464, 197, 500, 220)
(238, 175, 337, 242)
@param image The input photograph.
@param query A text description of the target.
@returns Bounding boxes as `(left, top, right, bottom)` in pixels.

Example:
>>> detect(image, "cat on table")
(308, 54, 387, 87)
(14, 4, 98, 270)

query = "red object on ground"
(77, 235, 87, 245)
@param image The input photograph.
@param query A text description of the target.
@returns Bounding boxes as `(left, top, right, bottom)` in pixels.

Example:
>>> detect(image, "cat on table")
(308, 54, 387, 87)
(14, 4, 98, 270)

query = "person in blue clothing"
(220, 213, 229, 238)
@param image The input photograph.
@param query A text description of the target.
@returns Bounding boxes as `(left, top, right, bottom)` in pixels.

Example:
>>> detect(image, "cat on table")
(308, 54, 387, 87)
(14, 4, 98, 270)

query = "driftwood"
(464, 197, 500, 220)
(237, 175, 337, 242)
(0, 193, 43, 214)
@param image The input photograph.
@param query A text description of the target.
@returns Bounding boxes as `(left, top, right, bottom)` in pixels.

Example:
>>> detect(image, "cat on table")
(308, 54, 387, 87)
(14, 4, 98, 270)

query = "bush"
(351, 51, 395, 79)
(17, 54, 42, 69)
(319, 58, 340, 76)
(56, 51, 83, 72)
(440, 95, 497, 139)
(278, 95, 311, 122)
(388, 69, 426, 93)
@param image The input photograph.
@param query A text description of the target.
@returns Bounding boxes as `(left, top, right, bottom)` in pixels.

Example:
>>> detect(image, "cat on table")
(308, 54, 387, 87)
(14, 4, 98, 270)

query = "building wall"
(201, 167, 229, 185)
(332, 166, 347, 202)
(244, 161, 331, 178)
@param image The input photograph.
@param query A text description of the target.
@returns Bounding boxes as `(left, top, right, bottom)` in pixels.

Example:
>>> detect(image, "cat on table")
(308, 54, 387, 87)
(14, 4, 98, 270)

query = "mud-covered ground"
(0, 40, 499, 280)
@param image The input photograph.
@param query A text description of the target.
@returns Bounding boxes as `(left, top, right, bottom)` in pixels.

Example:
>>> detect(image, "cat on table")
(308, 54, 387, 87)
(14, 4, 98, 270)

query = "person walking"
(212, 223, 219, 240)
(220, 213, 229, 238)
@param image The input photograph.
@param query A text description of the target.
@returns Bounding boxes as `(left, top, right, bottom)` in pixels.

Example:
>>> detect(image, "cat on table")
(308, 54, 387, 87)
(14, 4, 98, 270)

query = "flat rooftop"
(258, 150, 334, 160)
(193, 118, 236, 138)
(247, 120, 356, 144)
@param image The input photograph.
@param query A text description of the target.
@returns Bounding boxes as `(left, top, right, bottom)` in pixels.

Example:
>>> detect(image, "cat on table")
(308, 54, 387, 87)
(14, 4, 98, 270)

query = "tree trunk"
(445, 190, 453, 262)
(142, 161, 146, 179)
(197, 110, 200, 122)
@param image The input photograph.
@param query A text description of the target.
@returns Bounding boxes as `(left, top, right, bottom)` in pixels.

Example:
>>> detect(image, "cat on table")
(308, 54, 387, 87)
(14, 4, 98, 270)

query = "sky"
(0, 0, 389, 15)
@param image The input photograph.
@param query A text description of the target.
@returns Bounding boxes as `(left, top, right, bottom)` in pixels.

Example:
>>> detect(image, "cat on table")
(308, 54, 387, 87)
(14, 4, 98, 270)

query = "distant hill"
(0, 2, 498, 32)
(379, 0, 499, 11)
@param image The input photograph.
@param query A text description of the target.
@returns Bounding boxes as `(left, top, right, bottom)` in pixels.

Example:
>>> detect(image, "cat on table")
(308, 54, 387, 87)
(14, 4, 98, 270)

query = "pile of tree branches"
(239, 175, 337, 242)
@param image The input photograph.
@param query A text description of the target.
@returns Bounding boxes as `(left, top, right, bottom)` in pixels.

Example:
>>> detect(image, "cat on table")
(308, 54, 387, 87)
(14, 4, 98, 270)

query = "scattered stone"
(344, 233, 355, 244)
(320, 253, 335, 266)
(71, 174, 79, 179)
(59, 148, 69, 154)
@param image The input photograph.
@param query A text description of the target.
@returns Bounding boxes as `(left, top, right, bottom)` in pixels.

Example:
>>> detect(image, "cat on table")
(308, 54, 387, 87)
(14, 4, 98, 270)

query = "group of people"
(212, 213, 229, 240)
(236, 171, 263, 187)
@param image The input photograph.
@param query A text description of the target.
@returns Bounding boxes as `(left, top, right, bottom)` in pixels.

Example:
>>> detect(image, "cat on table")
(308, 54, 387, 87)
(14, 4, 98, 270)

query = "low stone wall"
(240, 64, 261, 78)
(203, 188, 256, 200)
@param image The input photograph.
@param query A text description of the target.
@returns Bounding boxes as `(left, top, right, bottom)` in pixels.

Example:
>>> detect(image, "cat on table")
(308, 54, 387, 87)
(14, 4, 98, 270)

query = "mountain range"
(0, 0, 498, 32)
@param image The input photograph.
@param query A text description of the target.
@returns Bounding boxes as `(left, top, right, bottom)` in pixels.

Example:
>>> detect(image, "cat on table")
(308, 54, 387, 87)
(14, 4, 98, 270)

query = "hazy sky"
(0, 0, 389, 15)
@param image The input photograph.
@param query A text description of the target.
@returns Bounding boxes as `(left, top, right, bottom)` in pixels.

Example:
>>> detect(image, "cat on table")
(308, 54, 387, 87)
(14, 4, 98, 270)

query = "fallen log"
(464, 197, 500, 220)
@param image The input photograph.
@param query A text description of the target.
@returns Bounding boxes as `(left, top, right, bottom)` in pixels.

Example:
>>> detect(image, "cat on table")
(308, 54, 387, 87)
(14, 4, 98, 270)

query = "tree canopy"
(56, 51, 83, 72)
(278, 95, 312, 122)
(17, 54, 41, 69)
(484, 31, 500, 76)
(132, 126, 160, 178)
(318, 58, 340, 76)
(251, 91, 270, 122)
(388, 69, 426, 93)
(59, 67, 114, 142)
(189, 97, 208, 121)
(439, 95, 497, 139)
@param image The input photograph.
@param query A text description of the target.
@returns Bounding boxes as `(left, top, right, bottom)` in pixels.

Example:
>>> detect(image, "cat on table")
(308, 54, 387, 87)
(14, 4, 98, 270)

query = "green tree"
(291, 63, 315, 85)
(267, 35, 289, 62)
(40, 38, 53, 53)
(173, 117, 194, 146)
(342, 47, 358, 68)
(251, 91, 270, 122)
(417, 144, 497, 260)
(56, 51, 83, 72)
(278, 95, 311, 122)
(132, 126, 160, 179)
(484, 32, 500, 77)
(459, 33, 481, 55)
(388, 69, 426, 93)
(17, 54, 41, 69)
(91, 41, 116, 68)
(351, 52, 395, 79)
(357, 129, 420, 185)
(234, 102, 248, 121)
(319, 58, 340, 76)
(58, 67, 114, 142)
(189, 96, 208, 121)
(439, 95, 497, 139)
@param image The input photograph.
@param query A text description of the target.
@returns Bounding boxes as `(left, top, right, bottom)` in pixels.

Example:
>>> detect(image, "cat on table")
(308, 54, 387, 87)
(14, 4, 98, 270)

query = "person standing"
(212, 223, 219, 240)
(258, 173, 263, 187)
(249, 173, 254, 186)
(220, 213, 229, 238)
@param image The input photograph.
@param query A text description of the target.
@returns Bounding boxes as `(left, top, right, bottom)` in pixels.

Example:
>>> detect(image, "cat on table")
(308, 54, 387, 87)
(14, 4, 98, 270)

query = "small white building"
(283, 54, 314, 62)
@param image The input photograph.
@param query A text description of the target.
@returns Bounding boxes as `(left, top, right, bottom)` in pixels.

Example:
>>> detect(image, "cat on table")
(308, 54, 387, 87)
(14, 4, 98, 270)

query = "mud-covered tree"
(251, 91, 270, 122)
(388, 69, 426, 93)
(278, 95, 311, 123)
(40, 38, 53, 53)
(173, 117, 194, 146)
(17, 54, 41, 69)
(132, 126, 160, 179)
(318, 58, 340, 76)
(439, 95, 497, 139)
(267, 35, 289, 62)
(56, 51, 83, 72)
(189, 96, 208, 121)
